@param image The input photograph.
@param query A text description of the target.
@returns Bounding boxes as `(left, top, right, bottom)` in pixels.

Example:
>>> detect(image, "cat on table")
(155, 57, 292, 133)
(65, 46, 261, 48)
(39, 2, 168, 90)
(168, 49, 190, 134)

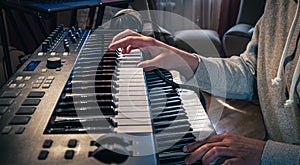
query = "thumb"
(137, 59, 158, 71)
(137, 59, 157, 68)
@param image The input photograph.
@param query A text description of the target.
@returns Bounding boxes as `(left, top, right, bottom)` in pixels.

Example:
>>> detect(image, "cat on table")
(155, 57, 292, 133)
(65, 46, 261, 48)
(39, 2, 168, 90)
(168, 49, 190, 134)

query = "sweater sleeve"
(261, 140, 300, 165)
(182, 25, 259, 100)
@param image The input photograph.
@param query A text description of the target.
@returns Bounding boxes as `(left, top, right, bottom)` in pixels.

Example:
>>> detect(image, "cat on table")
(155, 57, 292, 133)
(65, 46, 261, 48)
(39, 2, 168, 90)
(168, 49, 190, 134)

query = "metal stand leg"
(86, 6, 96, 29)
(94, 5, 105, 29)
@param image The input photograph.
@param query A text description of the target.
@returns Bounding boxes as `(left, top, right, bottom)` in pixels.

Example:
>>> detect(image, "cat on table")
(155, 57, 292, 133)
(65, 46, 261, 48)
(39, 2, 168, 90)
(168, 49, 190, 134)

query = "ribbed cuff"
(261, 140, 300, 165)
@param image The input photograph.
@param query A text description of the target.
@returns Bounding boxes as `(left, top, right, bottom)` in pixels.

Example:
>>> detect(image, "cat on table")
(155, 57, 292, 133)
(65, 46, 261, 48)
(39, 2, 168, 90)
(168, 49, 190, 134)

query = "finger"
(120, 47, 127, 54)
(185, 147, 205, 165)
(136, 60, 157, 71)
(184, 142, 225, 165)
(143, 66, 157, 72)
(202, 146, 235, 165)
(119, 47, 132, 54)
(137, 59, 157, 69)
(222, 158, 240, 165)
(109, 36, 139, 50)
(111, 29, 141, 43)
(109, 36, 154, 50)
(126, 45, 134, 53)
(184, 134, 227, 152)
(183, 141, 206, 153)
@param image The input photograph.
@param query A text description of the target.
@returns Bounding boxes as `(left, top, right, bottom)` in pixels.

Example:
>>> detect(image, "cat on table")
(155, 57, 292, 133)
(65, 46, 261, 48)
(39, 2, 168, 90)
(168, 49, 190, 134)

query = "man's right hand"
(109, 29, 199, 77)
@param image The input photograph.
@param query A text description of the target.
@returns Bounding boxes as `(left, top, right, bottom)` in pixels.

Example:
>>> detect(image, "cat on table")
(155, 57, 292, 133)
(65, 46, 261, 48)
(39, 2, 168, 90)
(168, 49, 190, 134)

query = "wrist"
(190, 53, 200, 72)
(176, 53, 199, 79)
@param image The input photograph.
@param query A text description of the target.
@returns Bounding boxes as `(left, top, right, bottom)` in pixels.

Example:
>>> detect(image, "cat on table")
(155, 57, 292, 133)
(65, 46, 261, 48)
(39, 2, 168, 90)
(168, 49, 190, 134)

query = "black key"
(73, 65, 116, 72)
(52, 117, 117, 128)
(159, 152, 188, 165)
(151, 105, 182, 113)
(58, 100, 117, 109)
(103, 51, 118, 58)
(147, 82, 169, 88)
(76, 60, 118, 67)
(62, 93, 115, 102)
(46, 126, 114, 134)
(153, 113, 188, 122)
(153, 119, 190, 129)
(149, 92, 178, 99)
(151, 98, 182, 107)
(56, 106, 118, 116)
(154, 124, 191, 134)
(152, 108, 185, 117)
(150, 96, 181, 104)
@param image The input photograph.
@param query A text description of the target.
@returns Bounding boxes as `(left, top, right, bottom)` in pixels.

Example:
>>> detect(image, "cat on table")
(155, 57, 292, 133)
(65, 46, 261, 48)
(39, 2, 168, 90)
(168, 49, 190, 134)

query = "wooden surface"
(205, 93, 266, 140)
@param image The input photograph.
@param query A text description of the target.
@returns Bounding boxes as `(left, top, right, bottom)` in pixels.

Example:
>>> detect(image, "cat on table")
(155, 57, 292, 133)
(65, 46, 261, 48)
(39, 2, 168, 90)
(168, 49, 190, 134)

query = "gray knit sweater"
(184, 0, 300, 164)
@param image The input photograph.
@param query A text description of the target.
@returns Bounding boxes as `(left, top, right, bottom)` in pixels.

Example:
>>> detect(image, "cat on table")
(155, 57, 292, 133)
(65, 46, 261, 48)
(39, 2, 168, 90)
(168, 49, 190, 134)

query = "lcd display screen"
(23, 61, 41, 71)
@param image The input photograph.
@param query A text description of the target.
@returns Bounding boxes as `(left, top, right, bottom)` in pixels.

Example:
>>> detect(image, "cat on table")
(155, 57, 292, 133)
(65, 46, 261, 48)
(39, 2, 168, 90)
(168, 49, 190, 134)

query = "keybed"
(45, 29, 152, 134)
(0, 27, 215, 165)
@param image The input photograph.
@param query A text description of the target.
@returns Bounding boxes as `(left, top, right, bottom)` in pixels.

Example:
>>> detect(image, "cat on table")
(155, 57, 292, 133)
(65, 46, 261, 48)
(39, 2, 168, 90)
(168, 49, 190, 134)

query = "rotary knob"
(46, 57, 62, 69)
(41, 42, 48, 52)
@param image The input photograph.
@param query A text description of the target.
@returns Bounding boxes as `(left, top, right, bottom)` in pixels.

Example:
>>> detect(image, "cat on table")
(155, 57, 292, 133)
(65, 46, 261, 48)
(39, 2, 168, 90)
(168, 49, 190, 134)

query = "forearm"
(182, 55, 255, 100)
(152, 39, 200, 78)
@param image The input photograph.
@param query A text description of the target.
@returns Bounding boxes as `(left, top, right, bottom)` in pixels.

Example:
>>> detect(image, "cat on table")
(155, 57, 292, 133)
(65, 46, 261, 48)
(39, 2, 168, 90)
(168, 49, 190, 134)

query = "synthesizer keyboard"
(0, 25, 215, 165)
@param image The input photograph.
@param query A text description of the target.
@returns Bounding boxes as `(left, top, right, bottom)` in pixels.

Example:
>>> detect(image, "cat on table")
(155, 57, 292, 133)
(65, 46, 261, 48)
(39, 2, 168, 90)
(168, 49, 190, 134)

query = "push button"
(0, 98, 14, 106)
(16, 76, 23, 81)
(47, 76, 55, 80)
(15, 127, 26, 134)
(24, 76, 31, 81)
(18, 84, 26, 89)
(38, 150, 49, 160)
(41, 69, 47, 73)
(43, 139, 53, 148)
(42, 84, 51, 89)
(9, 116, 31, 125)
(8, 84, 17, 89)
(35, 80, 44, 84)
(0, 106, 9, 115)
(22, 99, 41, 106)
(64, 150, 75, 159)
(32, 84, 41, 89)
(1, 126, 12, 134)
(28, 91, 45, 98)
(38, 76, 46, 80)
(16, 107, 36, 115)
(44, 80, 53, 84)
(68, 139, 77, 148)
(1, 90, 21, 98)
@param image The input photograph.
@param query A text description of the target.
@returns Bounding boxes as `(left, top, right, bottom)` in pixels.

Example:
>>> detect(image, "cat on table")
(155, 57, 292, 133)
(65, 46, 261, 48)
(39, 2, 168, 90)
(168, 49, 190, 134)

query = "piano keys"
(0, 27, 215, 165)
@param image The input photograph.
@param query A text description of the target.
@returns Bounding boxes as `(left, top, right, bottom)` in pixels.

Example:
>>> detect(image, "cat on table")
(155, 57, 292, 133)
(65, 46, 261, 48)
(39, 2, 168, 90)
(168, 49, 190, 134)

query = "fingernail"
(183, 146, 187, 152)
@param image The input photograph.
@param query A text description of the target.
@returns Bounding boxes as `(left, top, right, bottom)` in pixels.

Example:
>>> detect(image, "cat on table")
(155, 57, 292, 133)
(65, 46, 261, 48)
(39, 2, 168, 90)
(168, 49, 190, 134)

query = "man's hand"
(183, 132, 266, 165)
(109, 29, 199, 77)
